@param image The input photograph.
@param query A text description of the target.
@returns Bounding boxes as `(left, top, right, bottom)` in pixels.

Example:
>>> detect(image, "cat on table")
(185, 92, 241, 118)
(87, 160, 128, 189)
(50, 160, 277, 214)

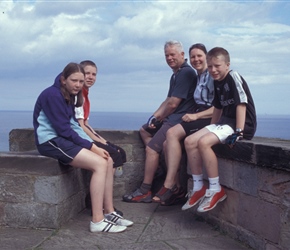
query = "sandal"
(153, 185, 185, 206)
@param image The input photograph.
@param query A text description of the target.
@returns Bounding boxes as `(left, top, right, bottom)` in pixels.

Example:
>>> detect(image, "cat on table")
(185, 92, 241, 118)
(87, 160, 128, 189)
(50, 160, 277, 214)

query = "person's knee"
(139, 127, 147, 136)
(145, 145, 158, 156)
(90, 161, 107, 176)
(140, 127, 150, 141)
(163, 140, 167, 149)
(197, 137, 208, 150)
(107, 157, 114, 167)
(184, 136, 193, 149)
(166, 127, 175, 140)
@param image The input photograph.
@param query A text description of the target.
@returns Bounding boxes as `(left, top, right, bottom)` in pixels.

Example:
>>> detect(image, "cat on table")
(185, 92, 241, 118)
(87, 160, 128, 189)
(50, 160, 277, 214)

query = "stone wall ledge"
(1, 128, 290, 250)
(213, 137, 290, 172)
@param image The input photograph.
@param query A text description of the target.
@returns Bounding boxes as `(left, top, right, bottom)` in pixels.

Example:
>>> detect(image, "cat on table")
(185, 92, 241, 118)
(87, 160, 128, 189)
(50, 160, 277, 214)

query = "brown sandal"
(152, 185, 184, 206)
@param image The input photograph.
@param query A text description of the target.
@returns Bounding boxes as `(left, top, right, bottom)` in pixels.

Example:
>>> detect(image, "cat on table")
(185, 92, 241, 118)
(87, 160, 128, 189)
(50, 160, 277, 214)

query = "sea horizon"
(0, 110, 289, 152)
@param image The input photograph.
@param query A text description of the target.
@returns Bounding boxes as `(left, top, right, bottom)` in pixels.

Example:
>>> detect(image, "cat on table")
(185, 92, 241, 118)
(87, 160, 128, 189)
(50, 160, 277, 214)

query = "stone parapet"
(0, 151, 88, 228)
(2, 129, 290, 250)
(1, 129, 145, 230)
(193, 138, 290, 250)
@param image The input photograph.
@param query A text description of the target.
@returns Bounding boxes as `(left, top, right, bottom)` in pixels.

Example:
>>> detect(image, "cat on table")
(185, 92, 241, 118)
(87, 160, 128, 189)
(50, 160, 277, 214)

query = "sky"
(0, 0, 290, 115)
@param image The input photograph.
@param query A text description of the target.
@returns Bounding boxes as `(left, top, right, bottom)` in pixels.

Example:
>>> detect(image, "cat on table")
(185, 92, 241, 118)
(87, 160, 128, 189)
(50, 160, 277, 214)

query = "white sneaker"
(105, 211, 134, 227)
(197, 188, 227, 213)
(90, 219, 127, 233)
(181, 186, 207, 211)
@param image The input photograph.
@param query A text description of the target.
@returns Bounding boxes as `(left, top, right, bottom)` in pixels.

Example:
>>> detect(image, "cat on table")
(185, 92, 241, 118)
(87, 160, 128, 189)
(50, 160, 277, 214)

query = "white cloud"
(0, 0, 290, 115)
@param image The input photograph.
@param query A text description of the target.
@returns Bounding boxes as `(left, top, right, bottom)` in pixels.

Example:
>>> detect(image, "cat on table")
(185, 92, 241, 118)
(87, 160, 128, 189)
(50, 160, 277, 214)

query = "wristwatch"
(236, 128, 243, 133)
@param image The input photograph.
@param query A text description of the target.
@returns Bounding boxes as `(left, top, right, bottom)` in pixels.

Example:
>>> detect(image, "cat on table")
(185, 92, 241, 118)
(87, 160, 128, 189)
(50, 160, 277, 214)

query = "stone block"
(34, 168, 86, 204)
(218, 158, 235, 189)
(132, 143, 146, 162)
(280, 207, 290, 249)
(120, 161, 144, 193)
(210, 218, 265, 250)
(213, 140, 256, 164)
(0, 152, 71, 176)
(0, 152, 88, 229)
(258, 168, 290, 206)
(255, 143, 290, 172)
(208, 189, 239, 225)
(96, 130, 141, 144)
(234, 162, 258, 196)
(9, 129, 35, 151)
(3, 191, 84, 229)
(0, 175, 35, 203)
(238, 193, 281, 243)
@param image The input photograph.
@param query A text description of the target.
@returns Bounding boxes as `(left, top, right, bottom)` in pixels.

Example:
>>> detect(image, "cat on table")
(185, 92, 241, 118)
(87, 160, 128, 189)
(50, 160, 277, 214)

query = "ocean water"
(0, 110, 289, 151)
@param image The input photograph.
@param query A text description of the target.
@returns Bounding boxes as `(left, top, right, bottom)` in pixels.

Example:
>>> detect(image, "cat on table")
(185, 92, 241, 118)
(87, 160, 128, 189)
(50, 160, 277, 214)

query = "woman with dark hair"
(33, 62, 133, 233)
(152, 44, 215, 206)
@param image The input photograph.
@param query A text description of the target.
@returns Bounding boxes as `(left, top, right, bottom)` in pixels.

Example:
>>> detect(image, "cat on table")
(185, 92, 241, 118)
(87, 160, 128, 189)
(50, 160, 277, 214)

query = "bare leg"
(139, 127, 153, 146)
(70, 148, 108, 223)
(163, 124, 186, 188)
(198, 132, 220, 178)
(143, 146, 159, 184)
(184, 128, 210, 175)
(103, 157, 115, 214)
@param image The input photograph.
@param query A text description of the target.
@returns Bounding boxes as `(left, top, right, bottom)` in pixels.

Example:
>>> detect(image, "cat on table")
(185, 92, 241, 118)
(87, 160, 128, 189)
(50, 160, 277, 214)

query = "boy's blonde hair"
(207, 47, 230, 63)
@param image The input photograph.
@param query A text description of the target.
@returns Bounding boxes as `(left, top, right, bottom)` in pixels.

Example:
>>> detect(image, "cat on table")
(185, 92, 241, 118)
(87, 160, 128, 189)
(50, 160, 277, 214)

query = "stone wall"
(3, 129, 290, 250)
(197, 138, 290, 250)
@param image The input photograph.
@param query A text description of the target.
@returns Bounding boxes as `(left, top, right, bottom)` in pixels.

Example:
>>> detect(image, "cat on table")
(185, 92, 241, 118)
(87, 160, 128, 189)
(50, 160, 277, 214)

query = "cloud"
(0, 0, 290, 114)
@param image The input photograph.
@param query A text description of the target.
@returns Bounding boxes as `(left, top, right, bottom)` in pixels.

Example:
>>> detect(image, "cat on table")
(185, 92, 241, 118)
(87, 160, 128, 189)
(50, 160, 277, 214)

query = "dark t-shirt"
(165, 60, 197, 124)
(213, 70, 257, 139)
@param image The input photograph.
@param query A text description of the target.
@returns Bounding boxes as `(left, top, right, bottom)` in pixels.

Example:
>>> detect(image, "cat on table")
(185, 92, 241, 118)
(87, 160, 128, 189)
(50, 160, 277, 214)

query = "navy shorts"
(180, 118, 211, 136)
(37, 137, 83, 165)
(142, 122, 174, 153)
(94, 141, 126, 168)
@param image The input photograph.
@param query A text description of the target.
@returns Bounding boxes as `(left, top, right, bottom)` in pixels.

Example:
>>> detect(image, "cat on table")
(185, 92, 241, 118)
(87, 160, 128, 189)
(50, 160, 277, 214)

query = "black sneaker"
(114, 207, 123, 216)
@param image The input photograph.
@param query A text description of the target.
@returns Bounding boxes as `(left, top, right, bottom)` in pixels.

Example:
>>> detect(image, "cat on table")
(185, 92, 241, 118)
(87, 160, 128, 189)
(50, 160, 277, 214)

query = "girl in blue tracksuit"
(33, 62, 133, 233)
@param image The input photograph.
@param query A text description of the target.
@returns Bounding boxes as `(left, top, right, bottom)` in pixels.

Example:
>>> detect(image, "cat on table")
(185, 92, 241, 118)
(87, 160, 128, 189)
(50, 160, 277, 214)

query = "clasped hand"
(91, 144, 110, 159)
(225, 132, 243, 148)
(182, 113, 198, 122)
(147, 115, 162, 128)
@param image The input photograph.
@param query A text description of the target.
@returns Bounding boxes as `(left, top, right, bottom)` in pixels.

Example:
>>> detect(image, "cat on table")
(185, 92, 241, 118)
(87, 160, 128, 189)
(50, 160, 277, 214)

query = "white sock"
(192, 174, 204, 191)
(91, 219, 104, 225)
(208, 177, 221, 192)
(104, 211, 115, 216)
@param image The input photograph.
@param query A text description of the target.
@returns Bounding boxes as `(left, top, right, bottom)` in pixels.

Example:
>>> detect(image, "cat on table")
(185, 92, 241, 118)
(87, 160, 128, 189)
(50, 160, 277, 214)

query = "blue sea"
(0, 110, 289, 151)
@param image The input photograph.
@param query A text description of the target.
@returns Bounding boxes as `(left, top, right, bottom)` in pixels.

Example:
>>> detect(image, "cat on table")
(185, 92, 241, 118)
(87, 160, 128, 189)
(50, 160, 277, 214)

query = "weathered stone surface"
(209, 189, 239, 225)
(9, 128, 35, 151)
(0, 175, 35, 203)
(238, 193, 281, 243)
(0, 227, 53, 250)
(258, 167, 290, 205)
(3, 129, 290, 250)
(255, 143, 290, 171)
(218, 158, 235, 189)
(34, 169, 85, 204)
(0, 153, 71, 175)
(234, 161, 258, 196)
(280, 207, 290, 249)
(3, 190, 84, 229)
(0, 200, 248, 250)
(213, 140, 256, 164)
(95, 129, 141, 143)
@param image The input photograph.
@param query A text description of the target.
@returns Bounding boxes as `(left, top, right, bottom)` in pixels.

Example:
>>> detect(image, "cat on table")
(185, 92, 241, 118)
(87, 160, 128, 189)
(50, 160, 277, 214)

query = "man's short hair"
(164, 40, 184, 53)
